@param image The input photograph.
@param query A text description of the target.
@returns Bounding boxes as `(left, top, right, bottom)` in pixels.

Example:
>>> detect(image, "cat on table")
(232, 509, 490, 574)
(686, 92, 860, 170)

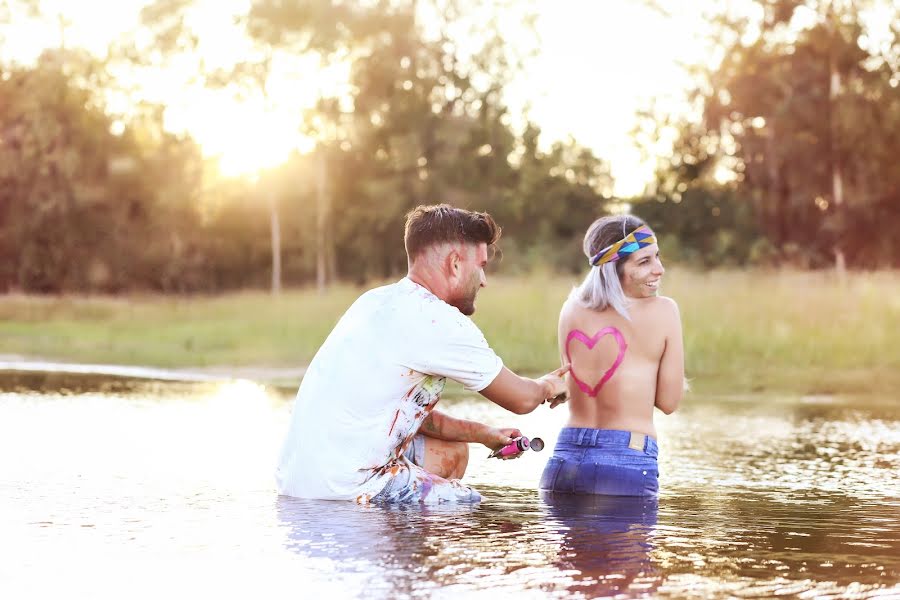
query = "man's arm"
(479, 365, 569, 415)
(420, 410, 519, 450)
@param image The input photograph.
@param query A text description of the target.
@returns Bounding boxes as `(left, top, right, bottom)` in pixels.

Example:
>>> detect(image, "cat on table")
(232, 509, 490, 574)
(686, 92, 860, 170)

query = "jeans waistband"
(557, 428, 659, 455)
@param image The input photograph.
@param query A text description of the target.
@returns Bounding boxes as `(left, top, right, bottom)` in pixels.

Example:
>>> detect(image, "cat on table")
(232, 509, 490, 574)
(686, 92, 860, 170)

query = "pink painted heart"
(565, 327, 628, 397)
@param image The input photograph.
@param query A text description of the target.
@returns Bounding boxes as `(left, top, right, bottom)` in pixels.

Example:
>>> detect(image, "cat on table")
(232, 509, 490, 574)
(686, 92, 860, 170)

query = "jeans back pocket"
(591, 463, 659, 496)
(539, 456, 563, 491)
(540, 456, 582, 493)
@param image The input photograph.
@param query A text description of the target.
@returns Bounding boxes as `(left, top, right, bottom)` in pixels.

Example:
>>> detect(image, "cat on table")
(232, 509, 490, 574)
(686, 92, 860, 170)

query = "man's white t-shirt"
(275, 277, 503, 503)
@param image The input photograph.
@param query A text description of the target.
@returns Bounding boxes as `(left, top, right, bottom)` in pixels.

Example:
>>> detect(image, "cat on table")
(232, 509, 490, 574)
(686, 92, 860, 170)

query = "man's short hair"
(404, 204, 501, 261)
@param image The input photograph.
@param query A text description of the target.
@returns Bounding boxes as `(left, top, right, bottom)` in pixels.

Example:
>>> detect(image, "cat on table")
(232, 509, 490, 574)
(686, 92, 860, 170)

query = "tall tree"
(650, 0, 899, 268)
(245, 0, 545, 279)
(0, 52, 205, 292)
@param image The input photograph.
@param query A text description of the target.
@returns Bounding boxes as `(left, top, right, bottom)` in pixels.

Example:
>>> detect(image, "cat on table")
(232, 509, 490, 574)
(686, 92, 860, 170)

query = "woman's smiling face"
(620, 242, 664, 298)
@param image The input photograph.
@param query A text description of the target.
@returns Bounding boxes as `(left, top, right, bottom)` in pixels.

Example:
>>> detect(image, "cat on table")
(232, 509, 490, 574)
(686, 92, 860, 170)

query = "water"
(1, 372, 898, 599)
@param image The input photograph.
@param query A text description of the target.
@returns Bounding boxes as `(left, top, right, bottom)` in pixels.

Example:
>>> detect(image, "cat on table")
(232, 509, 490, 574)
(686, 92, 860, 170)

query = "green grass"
(1, 270, 898, 396)
(0, 289, 361, 368)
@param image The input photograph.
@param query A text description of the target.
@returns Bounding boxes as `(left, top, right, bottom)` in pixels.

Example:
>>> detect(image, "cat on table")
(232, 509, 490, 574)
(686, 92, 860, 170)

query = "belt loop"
(576, 429, 586, 445)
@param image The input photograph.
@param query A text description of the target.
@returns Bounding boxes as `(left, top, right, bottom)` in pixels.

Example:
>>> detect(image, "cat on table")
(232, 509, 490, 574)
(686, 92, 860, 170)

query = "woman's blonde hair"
(570, 214, 650, 319)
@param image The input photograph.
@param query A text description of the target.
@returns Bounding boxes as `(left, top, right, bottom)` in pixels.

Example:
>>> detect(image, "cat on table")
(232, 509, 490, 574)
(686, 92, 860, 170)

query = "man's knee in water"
(449, 441, 469, 479)
(424, 438, 469, 480)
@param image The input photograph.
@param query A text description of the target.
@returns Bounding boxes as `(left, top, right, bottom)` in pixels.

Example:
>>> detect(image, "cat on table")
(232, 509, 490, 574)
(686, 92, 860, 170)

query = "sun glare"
(164, 89, 315, 178)
(4, 0, 345, 179)
(7, 0, 893, 193)
(4, 0, 717, 193)
(155, 0, 348, 177)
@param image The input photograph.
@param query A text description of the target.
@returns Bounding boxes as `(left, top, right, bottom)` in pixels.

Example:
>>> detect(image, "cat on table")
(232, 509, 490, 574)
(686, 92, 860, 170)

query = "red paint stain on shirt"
(387, 409, 401, 436)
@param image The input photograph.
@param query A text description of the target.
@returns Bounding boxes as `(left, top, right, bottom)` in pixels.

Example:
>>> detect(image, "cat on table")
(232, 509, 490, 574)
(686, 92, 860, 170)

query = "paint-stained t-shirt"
(275, 277, 504, 503)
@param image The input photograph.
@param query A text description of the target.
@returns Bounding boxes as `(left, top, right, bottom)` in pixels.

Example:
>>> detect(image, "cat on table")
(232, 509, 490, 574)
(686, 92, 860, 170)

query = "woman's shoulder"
(559, 299, 624, 334)
(647, 295, 679, 311)
(558, 295, 581, 319)
(560, 296, 606, 318)
(639, 295, 681, 327)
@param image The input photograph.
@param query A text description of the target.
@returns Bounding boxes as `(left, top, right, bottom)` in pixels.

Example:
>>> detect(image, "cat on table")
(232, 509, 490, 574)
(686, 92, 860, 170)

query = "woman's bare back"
(558, 294, 683, 438)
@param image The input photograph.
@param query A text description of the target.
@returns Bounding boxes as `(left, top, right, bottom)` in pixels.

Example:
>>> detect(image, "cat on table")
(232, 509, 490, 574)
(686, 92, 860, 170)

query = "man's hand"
(481, 426, 523, 458)
(546, 392, 568, 409)
(538, 364, 570, 408)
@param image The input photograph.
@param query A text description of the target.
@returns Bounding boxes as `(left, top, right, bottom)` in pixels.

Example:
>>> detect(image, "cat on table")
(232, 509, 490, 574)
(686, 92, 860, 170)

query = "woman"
(540, 215, 684, 496)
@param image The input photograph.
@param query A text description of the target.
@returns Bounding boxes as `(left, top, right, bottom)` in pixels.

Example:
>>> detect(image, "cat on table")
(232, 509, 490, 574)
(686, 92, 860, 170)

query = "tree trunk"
(825, 4, 847, 279)
(269, 189, 281, 295)
(764, 118, 781, 246)
(829, 63, 847, 279)
(316, 149, 330, 293)
(326, 211, 337, 285)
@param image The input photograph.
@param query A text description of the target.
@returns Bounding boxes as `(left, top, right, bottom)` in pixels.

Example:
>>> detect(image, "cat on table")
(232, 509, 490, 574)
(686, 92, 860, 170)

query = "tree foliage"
(649, 0, 899, 268)
(3, 1, 895, 294)
(1, 0, 612, 292)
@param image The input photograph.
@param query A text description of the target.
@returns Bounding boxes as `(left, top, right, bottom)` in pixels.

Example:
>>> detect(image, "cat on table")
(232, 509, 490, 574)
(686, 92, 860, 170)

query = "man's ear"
(445, 247, 462, 280)
(444, 244, 473, 281)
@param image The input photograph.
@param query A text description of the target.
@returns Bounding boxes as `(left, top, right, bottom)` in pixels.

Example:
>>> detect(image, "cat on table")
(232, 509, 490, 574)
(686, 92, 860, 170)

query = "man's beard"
(456, 296, 476, 316)
(451, 276, 480, 316)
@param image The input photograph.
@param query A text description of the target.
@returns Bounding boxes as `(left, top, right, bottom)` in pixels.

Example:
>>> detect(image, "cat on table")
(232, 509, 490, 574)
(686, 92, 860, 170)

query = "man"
(276, 204, 568, 504)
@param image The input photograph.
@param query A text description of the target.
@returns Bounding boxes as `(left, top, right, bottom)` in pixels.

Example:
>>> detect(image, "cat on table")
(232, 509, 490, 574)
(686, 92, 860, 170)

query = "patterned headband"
(589, 225, 657, 267)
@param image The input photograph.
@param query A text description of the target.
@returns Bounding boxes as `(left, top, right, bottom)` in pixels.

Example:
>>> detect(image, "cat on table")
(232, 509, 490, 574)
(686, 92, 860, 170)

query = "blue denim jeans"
(539, 428, 659, 496)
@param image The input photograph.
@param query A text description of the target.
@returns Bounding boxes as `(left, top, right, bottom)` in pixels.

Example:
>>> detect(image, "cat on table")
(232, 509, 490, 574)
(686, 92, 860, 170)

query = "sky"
(508, 1, 714, 195)
(2, 0, 895, 196)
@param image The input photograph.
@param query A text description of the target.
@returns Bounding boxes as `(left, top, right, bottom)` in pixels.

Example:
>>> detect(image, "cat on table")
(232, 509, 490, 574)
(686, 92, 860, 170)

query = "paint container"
(489, 436, 545, 459)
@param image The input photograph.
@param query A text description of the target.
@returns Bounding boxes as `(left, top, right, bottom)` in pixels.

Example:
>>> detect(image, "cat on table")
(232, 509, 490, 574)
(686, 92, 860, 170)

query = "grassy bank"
(1, 270, 898, 396)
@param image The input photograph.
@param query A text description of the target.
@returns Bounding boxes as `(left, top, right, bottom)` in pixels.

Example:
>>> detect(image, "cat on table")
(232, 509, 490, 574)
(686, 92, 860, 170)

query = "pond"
(1, 369, 898, 599)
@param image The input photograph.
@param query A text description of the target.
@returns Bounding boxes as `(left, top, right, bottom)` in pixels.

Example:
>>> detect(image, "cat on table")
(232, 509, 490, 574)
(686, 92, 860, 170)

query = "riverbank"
(1, 270, 898, 397)
(0, 355, 306, 385)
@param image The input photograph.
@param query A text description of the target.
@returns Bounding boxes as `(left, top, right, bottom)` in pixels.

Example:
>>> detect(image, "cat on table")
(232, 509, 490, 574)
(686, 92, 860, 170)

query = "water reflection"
(276, 497, 480, 597)
(653, 492, 899, 595)
(275, 494, 573, 596)
(541, 493, 660, 597)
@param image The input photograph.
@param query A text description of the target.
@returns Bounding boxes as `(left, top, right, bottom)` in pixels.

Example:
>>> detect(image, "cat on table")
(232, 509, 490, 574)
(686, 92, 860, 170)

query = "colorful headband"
(589, 225, 657, 267)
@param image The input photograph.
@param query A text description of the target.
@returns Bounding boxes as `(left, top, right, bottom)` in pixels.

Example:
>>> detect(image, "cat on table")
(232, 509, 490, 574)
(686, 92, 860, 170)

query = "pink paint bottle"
(489, 436, 545, 459)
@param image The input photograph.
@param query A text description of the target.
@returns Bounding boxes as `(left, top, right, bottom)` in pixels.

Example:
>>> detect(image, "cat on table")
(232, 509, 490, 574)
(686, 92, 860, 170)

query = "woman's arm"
(655, 297, 685, 414)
